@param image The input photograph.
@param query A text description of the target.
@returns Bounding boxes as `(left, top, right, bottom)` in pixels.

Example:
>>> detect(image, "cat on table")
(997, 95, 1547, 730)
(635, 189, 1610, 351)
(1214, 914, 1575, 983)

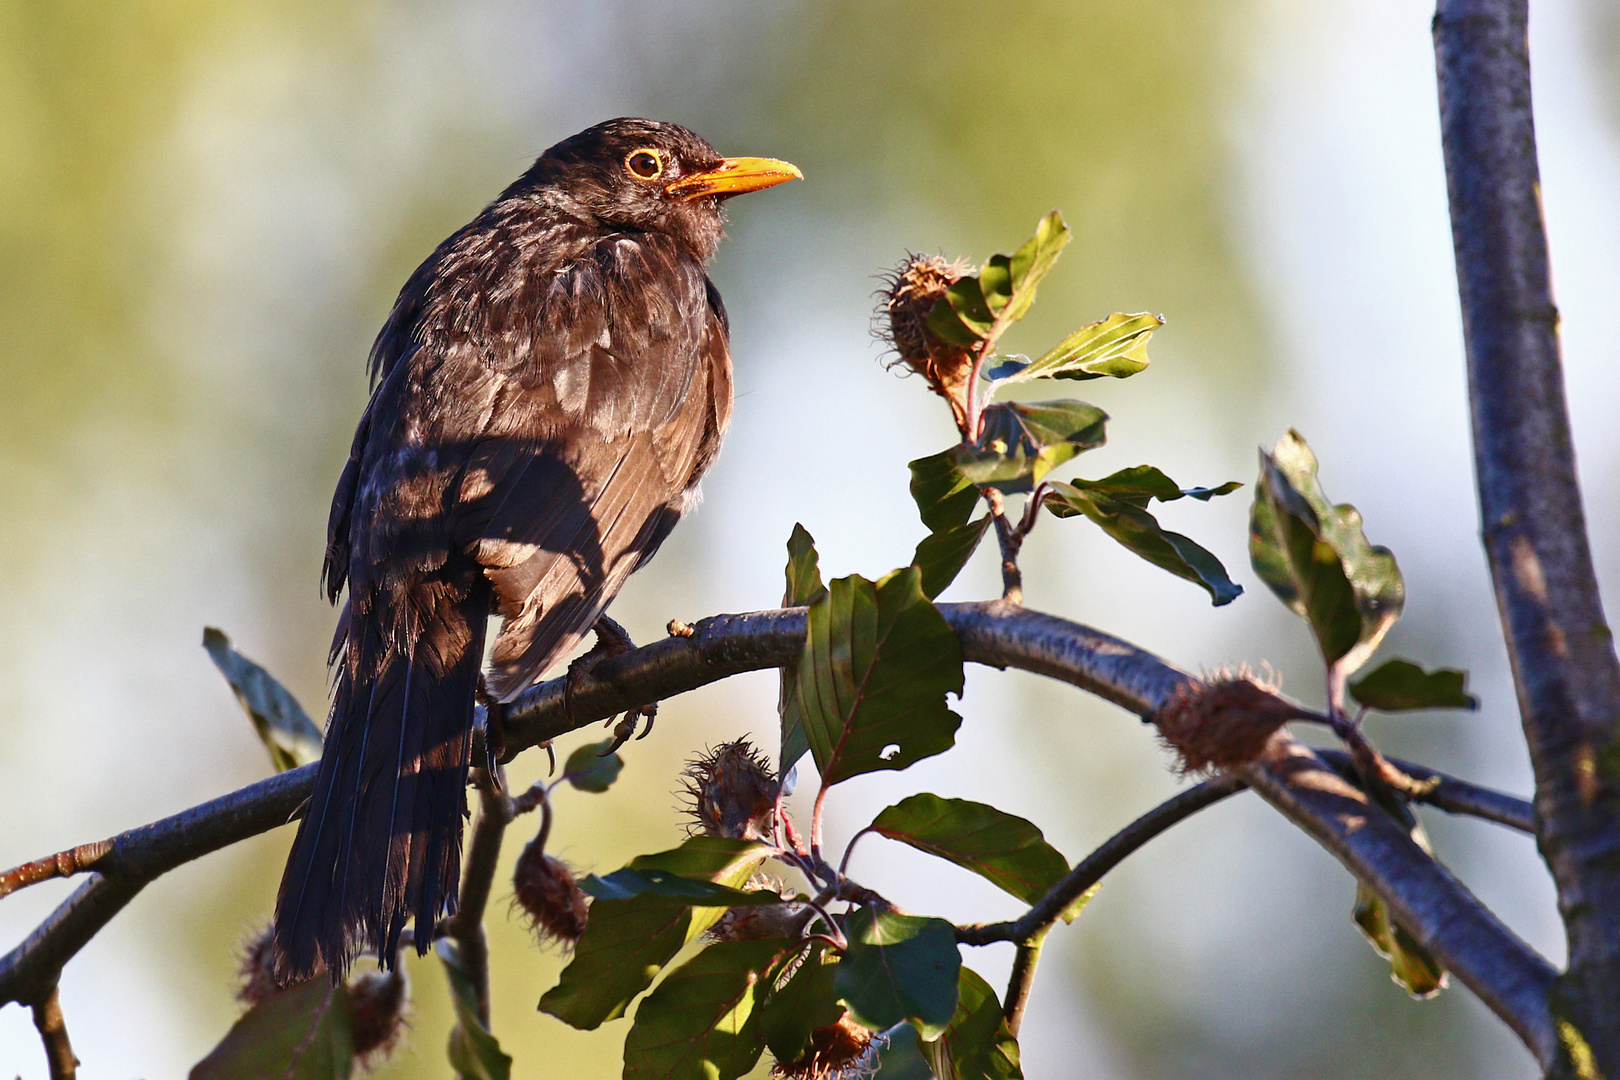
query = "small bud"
(707, 875, 810, 942)
(511, 840, 589, 948)
(349, 966, 410, 1063)
(1157, 666, 1300, 773)
(879, 253, 977, 431)
(679, 739, 777, 841)
(772, 1013, 878, 1080)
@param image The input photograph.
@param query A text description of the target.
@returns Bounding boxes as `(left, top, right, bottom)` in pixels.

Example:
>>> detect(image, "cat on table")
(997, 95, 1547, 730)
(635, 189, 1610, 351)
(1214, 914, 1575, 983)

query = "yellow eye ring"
(625, 148, 664, 180)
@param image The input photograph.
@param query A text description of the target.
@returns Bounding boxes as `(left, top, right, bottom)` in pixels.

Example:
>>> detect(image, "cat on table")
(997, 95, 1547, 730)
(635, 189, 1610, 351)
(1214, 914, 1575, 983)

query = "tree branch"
(443, 753, 513, 1030)
(30, 985, 77, 1080)
(0, 602, 1557, 1064)
(958, 774, 1248, 946)
(1315, 749, 1534, 833)
(1435, 1, 1620, 1066)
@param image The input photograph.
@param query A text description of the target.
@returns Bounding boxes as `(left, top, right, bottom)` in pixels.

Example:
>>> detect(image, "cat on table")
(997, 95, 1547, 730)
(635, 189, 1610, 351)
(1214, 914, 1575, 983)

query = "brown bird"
(272, 118, 799, 982)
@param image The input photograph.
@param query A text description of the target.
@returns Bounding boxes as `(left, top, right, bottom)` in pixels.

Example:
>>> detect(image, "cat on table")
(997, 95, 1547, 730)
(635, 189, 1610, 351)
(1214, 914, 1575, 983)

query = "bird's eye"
(625, 149, 664, 180)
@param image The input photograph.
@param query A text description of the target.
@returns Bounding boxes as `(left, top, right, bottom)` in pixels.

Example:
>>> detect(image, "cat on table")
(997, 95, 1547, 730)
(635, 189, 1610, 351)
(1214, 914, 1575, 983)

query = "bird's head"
(522, 118, 800, 262)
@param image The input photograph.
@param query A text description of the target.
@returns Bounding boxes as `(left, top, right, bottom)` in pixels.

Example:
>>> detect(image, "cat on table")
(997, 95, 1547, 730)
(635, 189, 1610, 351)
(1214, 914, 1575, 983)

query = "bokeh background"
(4, 0, 1620, 1075)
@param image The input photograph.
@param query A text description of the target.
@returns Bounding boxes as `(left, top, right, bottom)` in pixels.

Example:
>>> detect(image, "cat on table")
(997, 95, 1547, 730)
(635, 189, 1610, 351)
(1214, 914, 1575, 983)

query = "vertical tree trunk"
(1434, 1, 1620, 1073)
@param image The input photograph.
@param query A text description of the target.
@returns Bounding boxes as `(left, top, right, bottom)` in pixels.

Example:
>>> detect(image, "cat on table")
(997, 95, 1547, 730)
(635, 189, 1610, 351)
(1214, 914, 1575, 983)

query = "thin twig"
(0, 843, 114, 901)
(30, 985, 77, 1080)
(1002, 930, 1046, 1037)
(444, 751, 513, 1030)
(984, 489, 1023, 604)
(957, 774, 1247, 946)
(1315, 749, 1533, 833)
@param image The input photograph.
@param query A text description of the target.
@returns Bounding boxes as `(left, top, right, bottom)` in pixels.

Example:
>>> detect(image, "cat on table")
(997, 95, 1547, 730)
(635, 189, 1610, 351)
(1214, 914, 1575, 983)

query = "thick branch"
(1436, 0, 1620, 1065)
(1, 602, 1556, 1063)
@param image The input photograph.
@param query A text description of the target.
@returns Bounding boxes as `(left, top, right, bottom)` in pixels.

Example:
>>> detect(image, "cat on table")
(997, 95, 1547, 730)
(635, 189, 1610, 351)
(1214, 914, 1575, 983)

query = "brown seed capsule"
(679, 739, 777, 841)
(772, 1013, 877, 1080)
(1157, 666, 1303, 773)
(511, 840, 590, 948)
(349, 966, 410, 1063)
(707, 875, 811, 942)
(236, 924, 296, 1007)
(879, 253, 978, 432)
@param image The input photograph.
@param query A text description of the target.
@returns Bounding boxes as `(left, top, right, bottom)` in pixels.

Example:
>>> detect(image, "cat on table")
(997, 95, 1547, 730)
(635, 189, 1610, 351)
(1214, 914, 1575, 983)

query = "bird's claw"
(602, 702, 657, 754)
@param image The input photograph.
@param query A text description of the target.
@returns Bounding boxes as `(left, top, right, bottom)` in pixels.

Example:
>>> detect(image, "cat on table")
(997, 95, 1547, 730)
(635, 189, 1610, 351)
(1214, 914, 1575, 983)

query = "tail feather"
(274, 586, 485, 983)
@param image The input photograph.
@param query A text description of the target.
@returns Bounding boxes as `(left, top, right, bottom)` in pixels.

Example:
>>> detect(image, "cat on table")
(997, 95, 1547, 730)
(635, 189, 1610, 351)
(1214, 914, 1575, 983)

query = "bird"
(271, 118, 800, 983)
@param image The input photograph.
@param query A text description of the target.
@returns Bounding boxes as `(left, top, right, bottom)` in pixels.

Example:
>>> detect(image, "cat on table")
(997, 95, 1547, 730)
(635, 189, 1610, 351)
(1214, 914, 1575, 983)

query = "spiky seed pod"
(707, 875, 811, 942)
(879, 253, 977, 431)
(236, 924, 295, 1007)
(511, 840, 589, 949)
(679, 739, 777, 841)
(349, 966, 410, 1063)
(1157, 666, 1302, 773)
(772, 1013, 878, 1080)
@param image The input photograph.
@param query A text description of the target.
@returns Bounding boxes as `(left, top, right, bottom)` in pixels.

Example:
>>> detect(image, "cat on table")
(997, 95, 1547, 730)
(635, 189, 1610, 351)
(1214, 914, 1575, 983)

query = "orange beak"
(666, 156, 802, 200)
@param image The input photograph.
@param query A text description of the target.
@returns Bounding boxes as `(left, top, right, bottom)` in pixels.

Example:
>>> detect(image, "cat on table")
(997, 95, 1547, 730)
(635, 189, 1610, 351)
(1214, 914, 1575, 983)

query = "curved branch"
(1315, 749, 1534, 833)
(958, 774, 1248, 946)
(1, 601, 1557, 1064)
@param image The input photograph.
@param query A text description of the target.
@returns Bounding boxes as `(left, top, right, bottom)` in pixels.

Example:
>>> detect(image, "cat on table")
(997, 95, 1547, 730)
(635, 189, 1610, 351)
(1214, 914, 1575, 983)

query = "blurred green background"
(5, 0, 1620, 1075)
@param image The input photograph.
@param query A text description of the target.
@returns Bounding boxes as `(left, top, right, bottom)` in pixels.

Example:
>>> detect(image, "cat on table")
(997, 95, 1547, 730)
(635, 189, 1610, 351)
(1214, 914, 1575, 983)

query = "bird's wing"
(448, 232, 732, 699)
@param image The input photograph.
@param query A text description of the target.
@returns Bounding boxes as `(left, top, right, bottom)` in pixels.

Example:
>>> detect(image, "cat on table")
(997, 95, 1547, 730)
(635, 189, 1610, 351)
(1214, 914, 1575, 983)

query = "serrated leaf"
(190, 977, 355, 1080)
(539, 838, 772, 1029)
(836, 908, 961, 1039)
(780, 524, 828, 775)
(623, 938, 791, 1080)
(1353, 882, 1447, 998)
(759, 942, 844, 1063)
(580, 868, 788, 906)
(793, 568, 963, 786)
(1249, 431, 1404, 672)
(562, 739, 624, 792)
(912, 515, 992, 599)
(869, 794, 1068, 905)
(203, 627, 323, 772)
(910, 451, 981, 533)
(995, 312, 1159, 386)
(918, 968, 1023, 1080)
(438, 940, 513, 1080)
(980, 211, 1071, 323)
(1348, 659, 1479, 712)
(954, 400, 1108, 494)
(1044, 482, 1242, 606)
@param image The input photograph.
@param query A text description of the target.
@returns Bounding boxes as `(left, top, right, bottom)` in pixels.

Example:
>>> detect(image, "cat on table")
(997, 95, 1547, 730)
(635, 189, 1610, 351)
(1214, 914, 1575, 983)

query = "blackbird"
(272, 118, 799, 982)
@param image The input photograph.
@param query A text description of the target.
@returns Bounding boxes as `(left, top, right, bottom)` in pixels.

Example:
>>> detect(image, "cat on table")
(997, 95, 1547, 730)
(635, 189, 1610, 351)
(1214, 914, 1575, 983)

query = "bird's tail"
(273, 583, 487, 983)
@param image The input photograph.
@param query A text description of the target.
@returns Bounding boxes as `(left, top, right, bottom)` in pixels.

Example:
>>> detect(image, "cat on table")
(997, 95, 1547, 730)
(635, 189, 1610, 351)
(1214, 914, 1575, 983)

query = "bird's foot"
(475, 675, 508, 789)
(562, 615, 657, 752)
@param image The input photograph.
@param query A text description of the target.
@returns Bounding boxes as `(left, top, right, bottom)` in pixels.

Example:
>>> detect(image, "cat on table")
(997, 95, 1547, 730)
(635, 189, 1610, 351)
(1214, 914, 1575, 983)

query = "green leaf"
(918, 967, 1023, 1080)
(1348, 659, 1479, 712)
(580, 868, 788, 906)
(203, 627, 323, 772)
(1056, 881, 1102, 924)
(979, 210, 1071, 323)
(1353, 882, 1447, 998)
(562, 739, 624, 792)
(793, 568, 964, 786)
(190, 978, 354, 1080)
(869, 794, 1068, 905)
(623, 938, 791, 1080)
(780, 524, 829, 775)
(954, 400, 1108, 494)
(910, 451, 981, 532)
(836, 908, 961, 1039)
(995, 312, 1159, 386)
(759, 942, 844, 1063)
(927, 294, 986, 348)
(1062, 465, 1241, 506)
(539, 838, 772, 1029)
(1044, 482, 1242, 606)
(912, 515, 993, 600)
(1249, 431, 1404, 672)
(438, 940, 513, 1080)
